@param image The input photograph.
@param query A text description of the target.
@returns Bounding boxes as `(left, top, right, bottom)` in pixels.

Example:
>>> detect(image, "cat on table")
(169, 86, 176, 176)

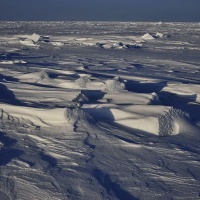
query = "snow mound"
(141, 33, 155, 40)
(104, 78, 126, 93)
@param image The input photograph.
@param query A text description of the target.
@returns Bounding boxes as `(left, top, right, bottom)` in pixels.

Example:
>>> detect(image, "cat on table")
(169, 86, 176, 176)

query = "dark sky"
(0, 0, 200, 22)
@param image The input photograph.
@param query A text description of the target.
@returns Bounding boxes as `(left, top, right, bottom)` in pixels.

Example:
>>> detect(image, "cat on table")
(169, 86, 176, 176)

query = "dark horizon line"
(0, 20, 199, 23)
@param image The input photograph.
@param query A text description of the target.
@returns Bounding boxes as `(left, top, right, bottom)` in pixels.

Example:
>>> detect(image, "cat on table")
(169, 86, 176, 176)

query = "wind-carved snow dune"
(161, 83, 200, 103)
(17, 71, 52, 83)
(103, 91, 159, 105)
(83, 105, 194, 136)
(0, 103, 93, 131)
(102, 77, 160, 104)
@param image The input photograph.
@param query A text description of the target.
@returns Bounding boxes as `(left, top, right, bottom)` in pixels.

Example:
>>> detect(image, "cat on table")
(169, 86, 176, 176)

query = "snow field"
(0, 21, 200, 200)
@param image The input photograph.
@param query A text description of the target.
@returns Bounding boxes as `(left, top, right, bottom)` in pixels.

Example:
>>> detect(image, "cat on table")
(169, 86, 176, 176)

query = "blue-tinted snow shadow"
(0, 132, 24, 166)
(81, 90, 105, 101)
(159, 91, 200, 122)
(0, 82, 24, 105)
(126, 80, 167, 93)
(5, 52, 49, 60)
(40, 152, 57, 168)
(84, 108, 157, 138)
(0, 74, 19, 82)
(2, 52, 58, 68)
(26, 61, 58, 67)
(83, 107, 115, 122)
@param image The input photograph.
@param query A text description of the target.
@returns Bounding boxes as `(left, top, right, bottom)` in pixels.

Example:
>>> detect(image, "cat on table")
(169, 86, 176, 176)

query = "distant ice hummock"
(141, 33, 155, 40)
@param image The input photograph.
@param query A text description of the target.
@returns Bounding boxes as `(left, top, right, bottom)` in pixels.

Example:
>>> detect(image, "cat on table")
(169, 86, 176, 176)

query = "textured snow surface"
(0, 21, 200, 200)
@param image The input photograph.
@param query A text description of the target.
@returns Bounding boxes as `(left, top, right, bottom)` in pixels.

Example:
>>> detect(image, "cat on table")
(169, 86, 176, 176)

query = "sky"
(0, 0, 200, 22)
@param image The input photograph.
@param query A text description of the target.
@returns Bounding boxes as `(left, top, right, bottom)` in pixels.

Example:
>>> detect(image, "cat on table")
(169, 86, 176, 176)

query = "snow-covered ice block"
(28, 33, 41, 43)
(141, 33, 155, 40)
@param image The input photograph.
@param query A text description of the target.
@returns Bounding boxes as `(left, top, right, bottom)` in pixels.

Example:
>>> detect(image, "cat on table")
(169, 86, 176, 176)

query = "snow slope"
(0, 21, 200, 200)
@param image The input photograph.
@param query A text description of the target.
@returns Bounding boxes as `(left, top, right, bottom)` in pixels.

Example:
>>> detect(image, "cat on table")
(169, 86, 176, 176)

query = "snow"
(103, 91, 158, 104)
(0, 21, 200, 200)
(20, 39, 37, 46)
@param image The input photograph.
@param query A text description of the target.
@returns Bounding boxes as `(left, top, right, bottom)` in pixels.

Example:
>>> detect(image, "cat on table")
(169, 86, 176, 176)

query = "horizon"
(1, 20, 200, 23)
